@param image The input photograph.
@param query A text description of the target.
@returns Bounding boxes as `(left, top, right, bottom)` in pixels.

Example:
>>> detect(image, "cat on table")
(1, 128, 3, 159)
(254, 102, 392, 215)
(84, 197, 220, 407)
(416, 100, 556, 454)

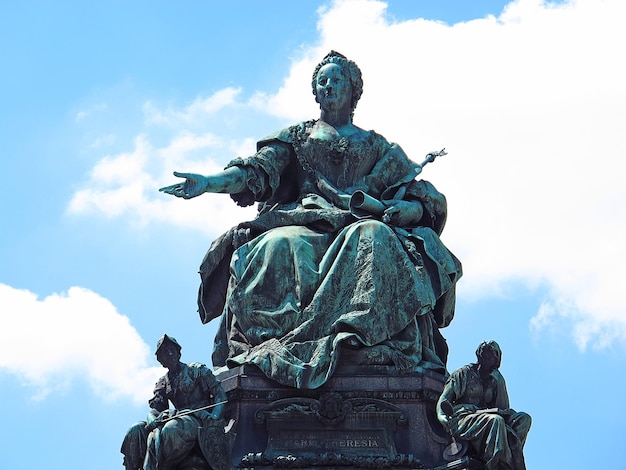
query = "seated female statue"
(437, 340, 531, 470)
(160, 51, 462, 389)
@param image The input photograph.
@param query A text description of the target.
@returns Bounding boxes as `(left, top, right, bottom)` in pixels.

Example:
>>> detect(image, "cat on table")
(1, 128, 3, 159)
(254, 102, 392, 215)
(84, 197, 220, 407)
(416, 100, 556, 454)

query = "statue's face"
(315, 63, 352, 114)
(156, 343, 181, 369)
(479, 347, 499, 372)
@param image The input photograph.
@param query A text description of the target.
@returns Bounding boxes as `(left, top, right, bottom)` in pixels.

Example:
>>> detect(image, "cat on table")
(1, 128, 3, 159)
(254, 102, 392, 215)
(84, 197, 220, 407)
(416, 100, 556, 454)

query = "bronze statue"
(160, 51, 462, 389)
(436, 340, 531, 470)
(121, 335, 231, 470)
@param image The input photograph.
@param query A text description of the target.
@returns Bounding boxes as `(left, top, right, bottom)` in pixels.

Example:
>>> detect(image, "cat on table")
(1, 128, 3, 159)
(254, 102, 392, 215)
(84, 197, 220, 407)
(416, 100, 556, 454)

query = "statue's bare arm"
(159, 166, 247, 199)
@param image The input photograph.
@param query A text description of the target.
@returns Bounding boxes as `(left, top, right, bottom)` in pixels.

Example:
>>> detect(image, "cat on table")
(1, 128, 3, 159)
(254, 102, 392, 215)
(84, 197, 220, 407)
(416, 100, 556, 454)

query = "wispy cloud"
(143, 87, 242, 127)
(75, 102, 108, 123)
(67, 130, 258, 233)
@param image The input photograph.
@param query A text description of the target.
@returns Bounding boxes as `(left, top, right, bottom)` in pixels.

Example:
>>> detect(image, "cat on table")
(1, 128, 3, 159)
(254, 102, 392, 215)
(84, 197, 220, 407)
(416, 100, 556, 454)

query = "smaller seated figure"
(436, 340, 531, 470)
(121, 334, 230, 470)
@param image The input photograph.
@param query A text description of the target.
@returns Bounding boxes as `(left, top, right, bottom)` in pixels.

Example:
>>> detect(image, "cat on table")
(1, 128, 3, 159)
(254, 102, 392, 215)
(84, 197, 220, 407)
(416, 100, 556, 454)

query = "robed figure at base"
(161, 51, 462, 389)
(437, 341, 531, 470)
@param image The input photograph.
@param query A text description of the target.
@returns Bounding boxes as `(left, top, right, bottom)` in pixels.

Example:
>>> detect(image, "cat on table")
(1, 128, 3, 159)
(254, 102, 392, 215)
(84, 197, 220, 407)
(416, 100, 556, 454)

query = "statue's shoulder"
(257, 120, 316, 150)
(187, 362, 219, 384)
(367, 128, 389, 144)
(490, 368, 506, 385)
(450, 363, 474, 380)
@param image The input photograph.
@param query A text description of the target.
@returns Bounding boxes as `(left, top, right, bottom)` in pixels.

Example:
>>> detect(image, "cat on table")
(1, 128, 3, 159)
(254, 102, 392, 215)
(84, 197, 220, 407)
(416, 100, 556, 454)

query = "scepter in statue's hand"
(417, 148, 447, 175)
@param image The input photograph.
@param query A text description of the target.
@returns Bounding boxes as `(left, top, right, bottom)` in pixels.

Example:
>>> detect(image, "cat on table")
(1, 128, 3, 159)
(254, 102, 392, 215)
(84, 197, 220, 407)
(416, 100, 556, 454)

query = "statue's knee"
(257, 228, 299, 254)
(492, 414, 506, 431)
(352, 219, 394, 239)
(126, 421, 147, 438)
(513, 412, 532, 434)
(356, 219, 387, 231)
(159, 421, 179, 443)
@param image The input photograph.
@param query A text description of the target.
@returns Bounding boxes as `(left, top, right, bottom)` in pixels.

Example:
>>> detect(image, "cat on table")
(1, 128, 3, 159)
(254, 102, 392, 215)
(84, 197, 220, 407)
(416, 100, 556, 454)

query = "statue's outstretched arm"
(159, 166, 247, 199)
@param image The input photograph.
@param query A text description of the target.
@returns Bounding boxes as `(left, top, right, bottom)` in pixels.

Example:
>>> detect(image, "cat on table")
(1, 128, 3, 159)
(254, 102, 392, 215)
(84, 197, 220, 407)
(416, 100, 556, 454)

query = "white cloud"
(69, 86, 262, 234)
(68, 132, 258, 233)
(300, 0, 626, 350)
(69, 0, 626, 350)
(0, 283, 162, 402)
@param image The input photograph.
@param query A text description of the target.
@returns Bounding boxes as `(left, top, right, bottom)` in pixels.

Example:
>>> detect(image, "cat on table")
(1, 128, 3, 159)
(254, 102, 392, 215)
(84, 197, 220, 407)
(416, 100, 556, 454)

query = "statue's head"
(155, 334, 182, 367)
(475, 340, 502, 369)
(311, 51, 363, 116)
(155, 333, 181, 354)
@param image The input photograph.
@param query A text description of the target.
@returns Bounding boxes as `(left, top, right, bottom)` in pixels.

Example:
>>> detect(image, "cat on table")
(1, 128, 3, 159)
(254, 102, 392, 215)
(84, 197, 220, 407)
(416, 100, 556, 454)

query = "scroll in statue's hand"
(159, 172, 208, 199)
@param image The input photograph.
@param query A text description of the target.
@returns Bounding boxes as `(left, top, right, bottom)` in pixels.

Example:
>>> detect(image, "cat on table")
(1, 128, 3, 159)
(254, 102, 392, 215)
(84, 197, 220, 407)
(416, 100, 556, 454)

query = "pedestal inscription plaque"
(243, 394, 417, 467)
(217, 365, 484, 468)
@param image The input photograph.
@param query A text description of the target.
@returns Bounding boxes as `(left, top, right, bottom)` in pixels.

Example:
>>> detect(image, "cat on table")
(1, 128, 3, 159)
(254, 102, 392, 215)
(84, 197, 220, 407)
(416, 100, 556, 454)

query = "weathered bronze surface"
(219, 364, 449, 469)
(121, 335, 233, 470)
(160, 51, 462, 390)
(139, 51, 531, 470)
(436, 341, 532, 470)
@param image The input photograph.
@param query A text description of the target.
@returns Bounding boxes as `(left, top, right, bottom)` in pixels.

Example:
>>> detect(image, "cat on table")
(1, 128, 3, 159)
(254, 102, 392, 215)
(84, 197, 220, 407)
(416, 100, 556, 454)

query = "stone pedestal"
(217, 365, 477, 469)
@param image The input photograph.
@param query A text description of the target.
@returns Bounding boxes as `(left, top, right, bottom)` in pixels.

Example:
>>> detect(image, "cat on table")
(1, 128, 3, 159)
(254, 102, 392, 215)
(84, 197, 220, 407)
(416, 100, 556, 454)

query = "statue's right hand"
(159, 172, 208, 199)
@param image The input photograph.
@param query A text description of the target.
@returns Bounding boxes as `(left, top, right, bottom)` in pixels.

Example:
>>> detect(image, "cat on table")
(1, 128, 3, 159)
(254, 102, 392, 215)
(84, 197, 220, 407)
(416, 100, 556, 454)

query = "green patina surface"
(161, 51, 462, 390)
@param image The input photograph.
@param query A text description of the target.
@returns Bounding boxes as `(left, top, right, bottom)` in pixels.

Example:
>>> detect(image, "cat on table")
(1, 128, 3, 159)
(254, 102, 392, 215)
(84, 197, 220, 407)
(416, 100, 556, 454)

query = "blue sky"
(1, 0, 625, 468)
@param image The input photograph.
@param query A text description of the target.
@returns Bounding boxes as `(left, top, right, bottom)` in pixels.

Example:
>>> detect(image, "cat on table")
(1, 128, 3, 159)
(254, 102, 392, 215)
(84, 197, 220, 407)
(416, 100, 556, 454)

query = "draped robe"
(198, 120, 462, 388)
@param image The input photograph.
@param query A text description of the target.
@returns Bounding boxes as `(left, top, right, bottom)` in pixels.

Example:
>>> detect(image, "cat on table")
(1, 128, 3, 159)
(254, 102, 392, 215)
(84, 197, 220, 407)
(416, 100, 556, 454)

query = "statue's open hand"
(159, 172, 208, 199)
